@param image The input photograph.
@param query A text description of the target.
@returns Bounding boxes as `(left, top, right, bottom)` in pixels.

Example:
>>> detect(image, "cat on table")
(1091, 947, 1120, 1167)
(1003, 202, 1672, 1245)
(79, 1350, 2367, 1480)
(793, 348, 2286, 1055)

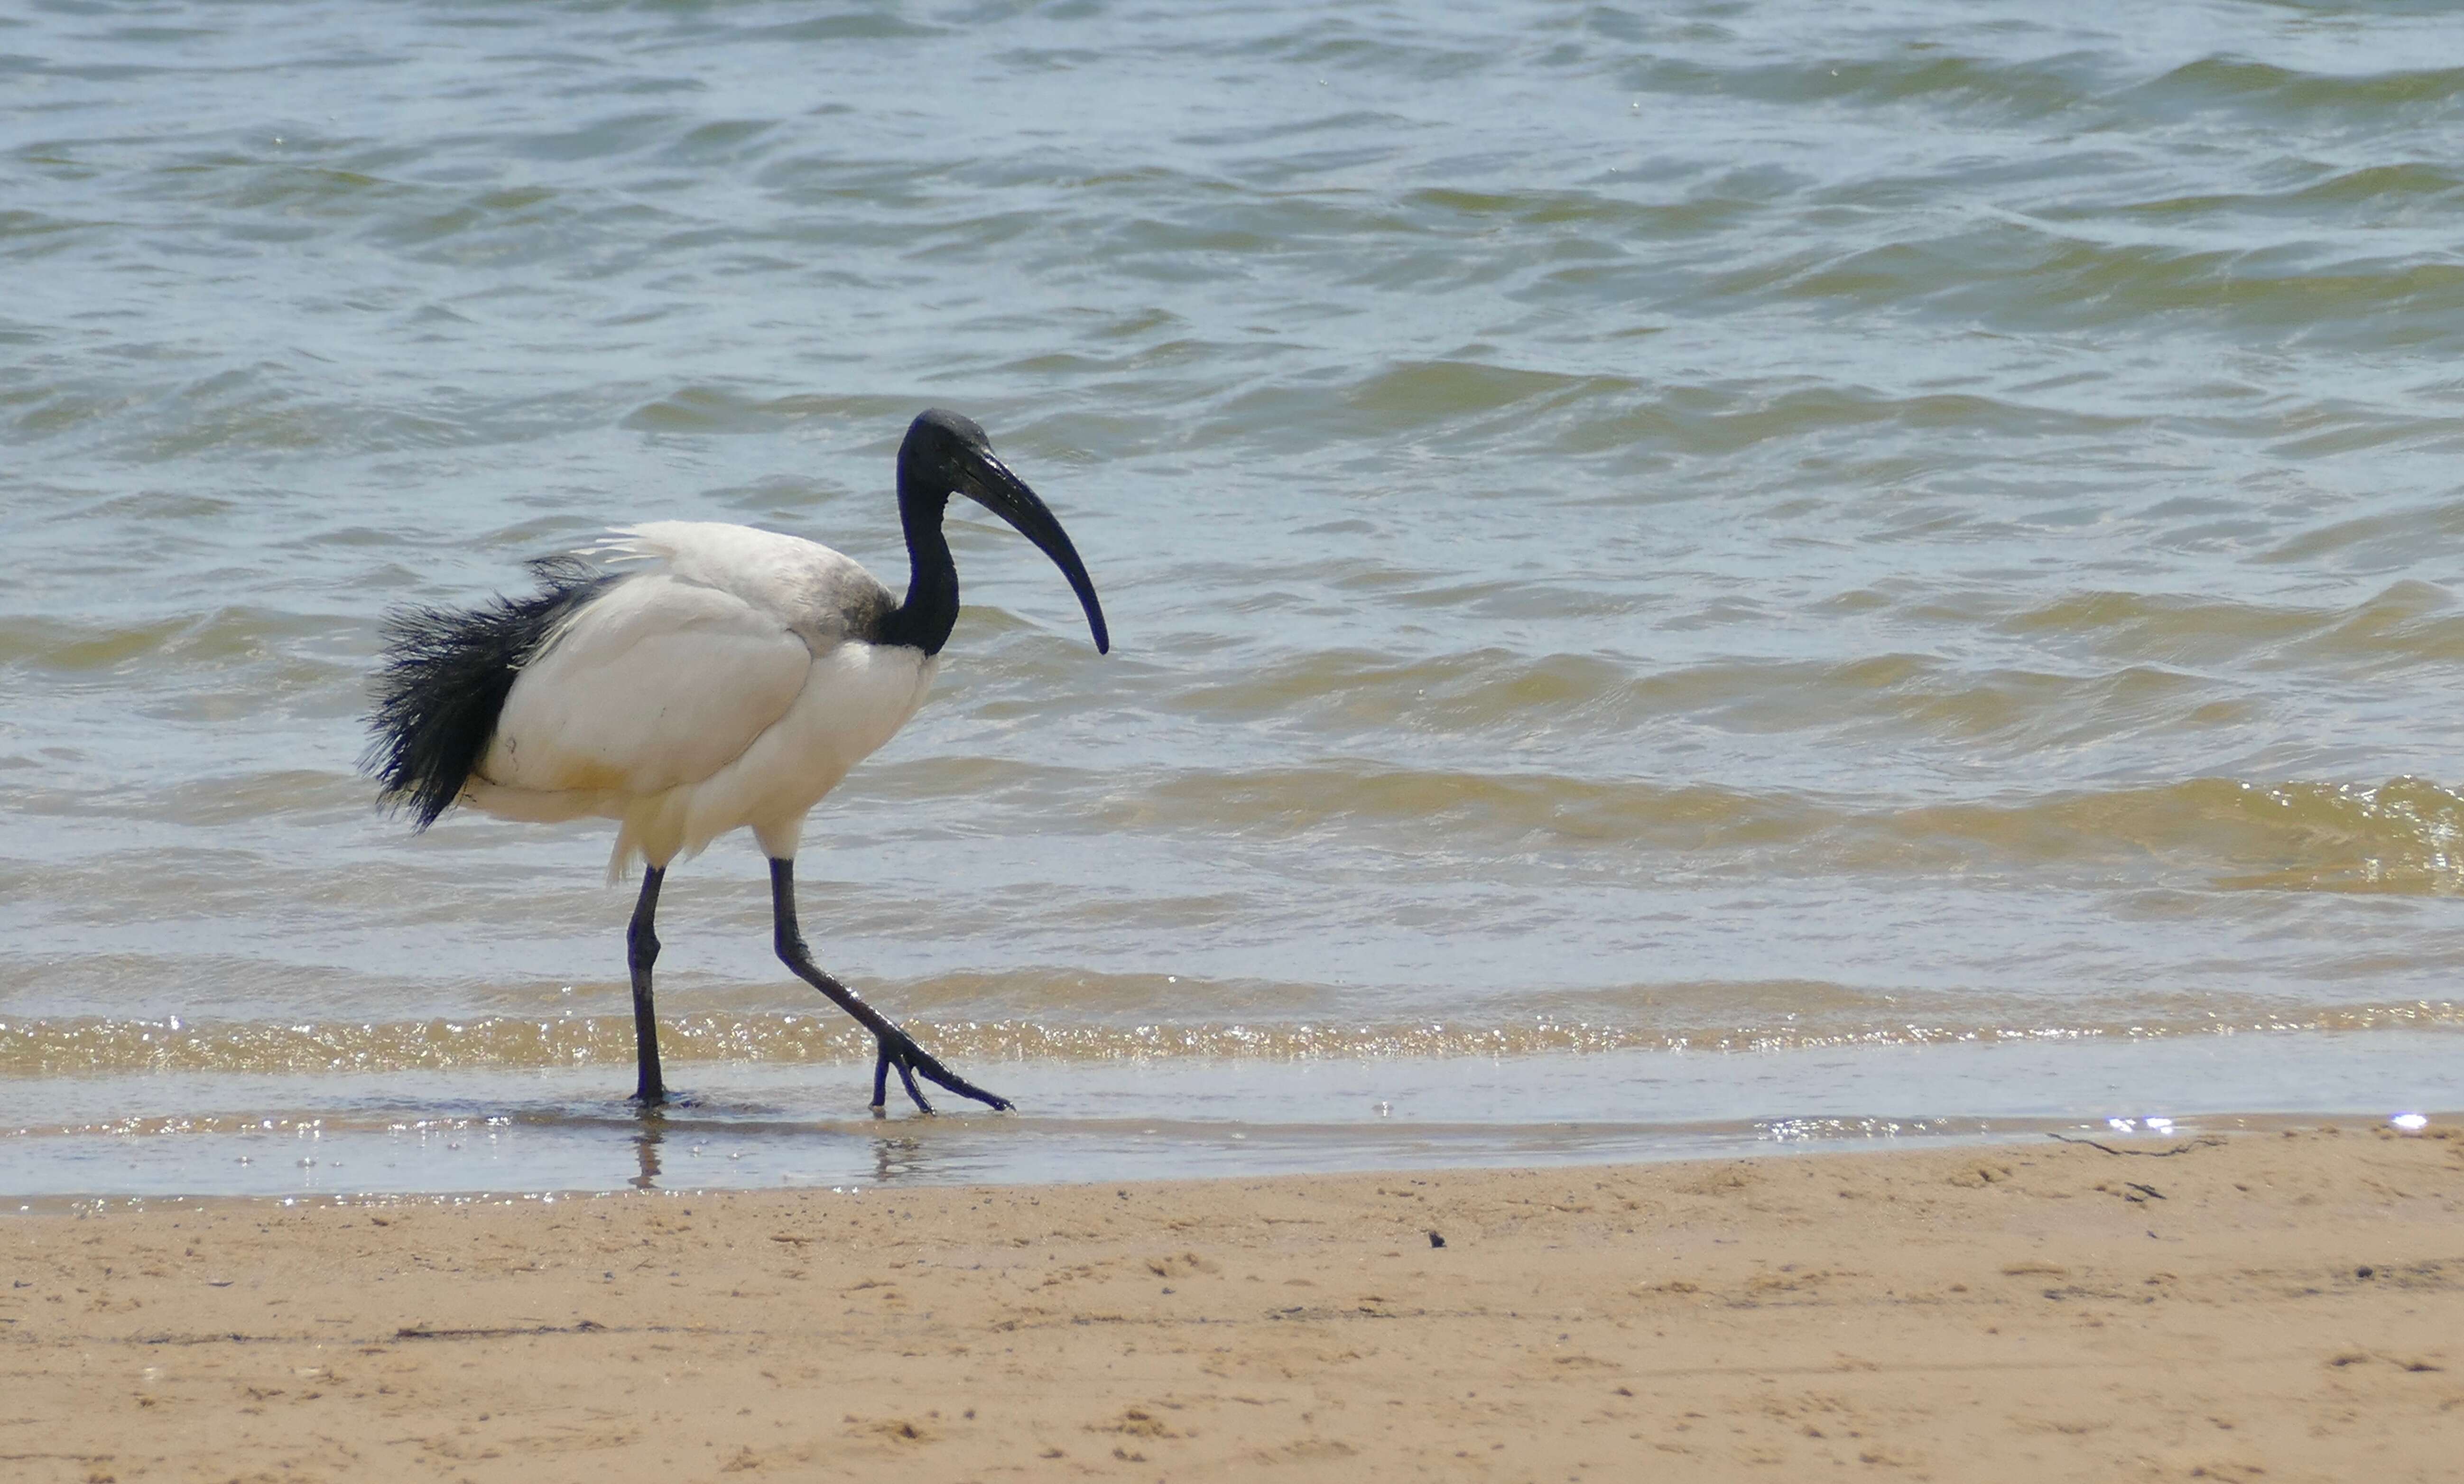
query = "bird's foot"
(869, 1026, 1012, 1114)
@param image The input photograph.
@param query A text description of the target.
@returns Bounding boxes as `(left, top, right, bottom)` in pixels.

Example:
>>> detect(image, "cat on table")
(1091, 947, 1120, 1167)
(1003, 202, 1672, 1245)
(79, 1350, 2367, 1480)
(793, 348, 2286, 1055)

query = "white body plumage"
(463, 520, 936, 881)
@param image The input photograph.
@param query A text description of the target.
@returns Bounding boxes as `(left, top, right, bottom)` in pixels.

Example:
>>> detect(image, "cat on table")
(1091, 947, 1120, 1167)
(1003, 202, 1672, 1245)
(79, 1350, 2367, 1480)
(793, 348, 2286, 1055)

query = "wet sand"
(4, 1125, 2458, 1483)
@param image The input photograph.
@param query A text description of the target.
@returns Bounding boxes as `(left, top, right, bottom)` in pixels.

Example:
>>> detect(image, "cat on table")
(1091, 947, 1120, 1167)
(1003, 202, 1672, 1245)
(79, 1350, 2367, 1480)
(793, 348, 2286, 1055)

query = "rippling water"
(6, 0, 2463, 1198)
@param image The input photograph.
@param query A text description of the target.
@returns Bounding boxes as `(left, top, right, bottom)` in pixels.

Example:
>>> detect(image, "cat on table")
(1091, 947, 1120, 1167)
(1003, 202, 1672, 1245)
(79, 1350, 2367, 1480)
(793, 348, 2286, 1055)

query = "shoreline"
(7, 1109, 2452, 1216)
(5, 1125, 2459, 1481)
(9, 1027, 2462, 1205)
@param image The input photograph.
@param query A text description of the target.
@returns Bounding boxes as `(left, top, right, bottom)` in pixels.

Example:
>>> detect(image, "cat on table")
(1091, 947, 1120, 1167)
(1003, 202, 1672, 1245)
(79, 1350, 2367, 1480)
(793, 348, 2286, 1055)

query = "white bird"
(364, 409, 1110, 1113)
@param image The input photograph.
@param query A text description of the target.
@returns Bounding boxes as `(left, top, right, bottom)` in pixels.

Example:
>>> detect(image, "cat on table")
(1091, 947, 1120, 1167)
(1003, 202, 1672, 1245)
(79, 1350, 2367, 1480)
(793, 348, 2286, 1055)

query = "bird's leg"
(768, 857, 1013, 1114)
(628, 865, 667, 1106)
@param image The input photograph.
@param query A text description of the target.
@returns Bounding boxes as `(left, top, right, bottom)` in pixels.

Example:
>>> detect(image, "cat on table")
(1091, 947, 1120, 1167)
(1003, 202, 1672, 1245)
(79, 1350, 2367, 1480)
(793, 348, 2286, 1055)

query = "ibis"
(363, 408, 1109, 1113)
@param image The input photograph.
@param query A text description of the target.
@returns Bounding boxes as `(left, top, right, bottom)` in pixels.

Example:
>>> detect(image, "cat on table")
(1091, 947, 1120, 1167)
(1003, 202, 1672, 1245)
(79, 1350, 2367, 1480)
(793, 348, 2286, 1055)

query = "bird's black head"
(897, 408, 1110, 655)
(898, 408, 997, 484)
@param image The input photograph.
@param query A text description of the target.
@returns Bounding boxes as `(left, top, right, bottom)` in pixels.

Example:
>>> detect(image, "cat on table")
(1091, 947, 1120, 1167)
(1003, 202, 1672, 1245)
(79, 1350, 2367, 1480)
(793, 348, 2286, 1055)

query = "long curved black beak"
(954, 449, 1111, 654)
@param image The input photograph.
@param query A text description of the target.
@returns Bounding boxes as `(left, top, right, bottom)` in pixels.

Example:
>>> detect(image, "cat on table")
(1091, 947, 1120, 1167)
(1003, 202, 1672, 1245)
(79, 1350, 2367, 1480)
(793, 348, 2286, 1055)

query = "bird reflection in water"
(873, 1135, 923, 1184)
(621, 1117, 947, 1191)
(630, 1114, 665, 1190)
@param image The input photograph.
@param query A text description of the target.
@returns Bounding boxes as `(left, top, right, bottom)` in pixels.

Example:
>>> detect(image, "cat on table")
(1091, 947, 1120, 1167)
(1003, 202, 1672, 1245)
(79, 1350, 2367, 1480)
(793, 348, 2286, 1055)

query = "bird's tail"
(362, 556, 612, 829)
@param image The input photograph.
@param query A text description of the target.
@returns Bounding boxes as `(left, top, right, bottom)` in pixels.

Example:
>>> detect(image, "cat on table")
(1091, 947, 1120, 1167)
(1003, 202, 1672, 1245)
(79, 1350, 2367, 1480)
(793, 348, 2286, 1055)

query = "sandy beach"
(3, 1123, 2458, 1483)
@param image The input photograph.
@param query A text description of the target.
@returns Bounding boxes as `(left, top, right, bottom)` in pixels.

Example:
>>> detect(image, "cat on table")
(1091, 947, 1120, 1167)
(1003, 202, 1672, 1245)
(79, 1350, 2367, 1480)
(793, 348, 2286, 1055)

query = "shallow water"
(6, 0, 2463, 1200)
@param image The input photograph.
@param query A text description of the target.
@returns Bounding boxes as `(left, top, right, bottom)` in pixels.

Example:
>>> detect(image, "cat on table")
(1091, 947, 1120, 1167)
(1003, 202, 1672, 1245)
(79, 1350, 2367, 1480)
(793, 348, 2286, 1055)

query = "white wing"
(601, 521, 893, 649)
(479, 569, 813, 798)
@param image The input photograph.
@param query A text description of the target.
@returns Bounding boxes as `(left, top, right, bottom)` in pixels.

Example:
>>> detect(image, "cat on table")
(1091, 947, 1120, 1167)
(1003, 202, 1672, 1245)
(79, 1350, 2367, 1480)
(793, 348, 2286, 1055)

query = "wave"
(2134, 56, 2464, 117)
(1086, 769, 2464, 892)
(3, 993, 2458, 1080)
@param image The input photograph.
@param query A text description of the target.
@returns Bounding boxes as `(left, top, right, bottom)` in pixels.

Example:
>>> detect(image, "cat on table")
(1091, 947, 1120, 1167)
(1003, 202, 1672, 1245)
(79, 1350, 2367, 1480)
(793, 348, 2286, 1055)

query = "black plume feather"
(362, 556, 613, 830)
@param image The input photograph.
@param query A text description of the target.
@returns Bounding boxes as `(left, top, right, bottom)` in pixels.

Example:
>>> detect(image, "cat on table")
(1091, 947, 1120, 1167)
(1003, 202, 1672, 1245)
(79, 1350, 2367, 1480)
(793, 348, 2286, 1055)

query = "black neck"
(879, 481, 957, 655)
